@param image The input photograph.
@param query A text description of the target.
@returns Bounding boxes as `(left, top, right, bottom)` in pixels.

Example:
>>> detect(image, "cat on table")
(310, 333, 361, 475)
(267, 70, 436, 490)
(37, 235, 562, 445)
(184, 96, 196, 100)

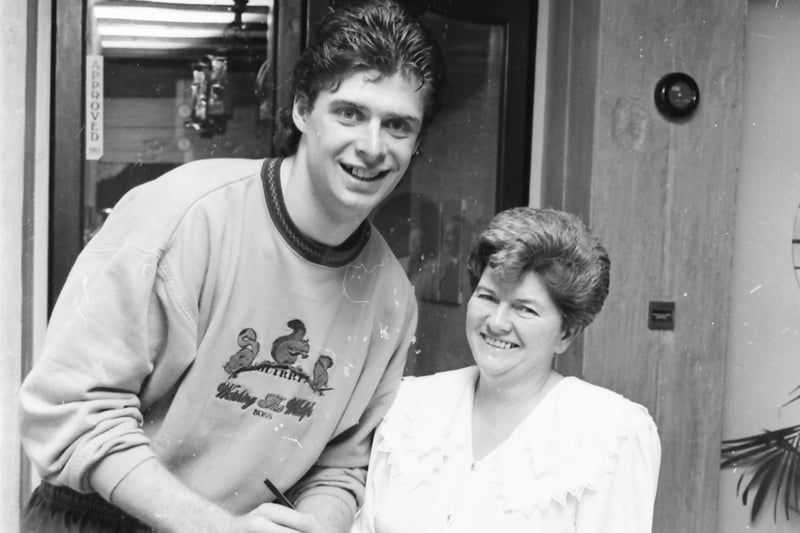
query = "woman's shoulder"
(378, 366, 476, 447)
(386, 366, 477, 420)
(399, 365, 478, 394)
(553, 376, 657, 436)
(503, 377, 660, 511)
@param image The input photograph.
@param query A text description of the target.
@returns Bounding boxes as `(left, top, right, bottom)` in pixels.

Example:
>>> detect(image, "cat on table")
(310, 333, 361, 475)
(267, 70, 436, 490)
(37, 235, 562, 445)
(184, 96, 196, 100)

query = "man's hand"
(229, 503, 325, 533)
(100, 459, 327, 533)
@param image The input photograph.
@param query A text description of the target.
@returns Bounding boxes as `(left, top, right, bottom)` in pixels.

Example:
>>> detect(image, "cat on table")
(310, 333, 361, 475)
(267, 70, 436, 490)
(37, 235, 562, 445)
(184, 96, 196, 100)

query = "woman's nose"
(486, 304, 512, 332)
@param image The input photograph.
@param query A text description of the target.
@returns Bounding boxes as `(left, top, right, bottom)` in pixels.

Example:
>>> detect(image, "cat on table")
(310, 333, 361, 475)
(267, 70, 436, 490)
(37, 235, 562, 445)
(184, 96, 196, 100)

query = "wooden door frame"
(50, 1, 86, 312)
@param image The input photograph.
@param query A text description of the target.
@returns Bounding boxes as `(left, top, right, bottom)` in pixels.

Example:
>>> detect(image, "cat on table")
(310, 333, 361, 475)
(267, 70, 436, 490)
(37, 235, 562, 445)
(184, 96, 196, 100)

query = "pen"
(264, 478, 295, 509)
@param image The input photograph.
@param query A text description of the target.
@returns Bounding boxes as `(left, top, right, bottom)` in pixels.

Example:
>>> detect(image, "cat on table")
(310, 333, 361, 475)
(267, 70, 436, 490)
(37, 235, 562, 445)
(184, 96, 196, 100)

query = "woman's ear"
(555, 327, 579, 355)
(292, 94, 310, 134)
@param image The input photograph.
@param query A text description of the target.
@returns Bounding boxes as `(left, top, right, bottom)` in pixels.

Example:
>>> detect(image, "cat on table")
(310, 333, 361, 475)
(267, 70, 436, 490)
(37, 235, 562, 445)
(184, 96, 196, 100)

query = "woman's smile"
(466, 268, 572, 383)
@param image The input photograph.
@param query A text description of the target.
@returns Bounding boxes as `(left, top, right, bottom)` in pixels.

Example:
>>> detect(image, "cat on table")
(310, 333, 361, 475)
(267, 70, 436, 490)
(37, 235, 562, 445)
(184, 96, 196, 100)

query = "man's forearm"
(102, 457, 232, 532)
(296, 493, 355, 533)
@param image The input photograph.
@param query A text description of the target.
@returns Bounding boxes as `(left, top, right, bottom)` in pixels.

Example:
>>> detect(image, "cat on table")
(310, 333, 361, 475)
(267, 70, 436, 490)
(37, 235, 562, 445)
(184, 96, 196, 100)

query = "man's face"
(293, 69, 426, 224)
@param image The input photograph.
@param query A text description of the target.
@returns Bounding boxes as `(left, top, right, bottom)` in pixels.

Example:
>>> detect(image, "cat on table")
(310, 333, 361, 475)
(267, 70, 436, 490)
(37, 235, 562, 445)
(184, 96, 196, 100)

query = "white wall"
(719, 1, 800, 531)
(0, 0, 50, 528)
(0, 0, 30, 527)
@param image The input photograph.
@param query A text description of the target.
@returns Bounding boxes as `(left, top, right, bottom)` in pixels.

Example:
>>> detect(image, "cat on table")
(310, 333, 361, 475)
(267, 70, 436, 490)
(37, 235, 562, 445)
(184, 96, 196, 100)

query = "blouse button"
(470, 462, 477, 471)
(446, 513, 454, 525)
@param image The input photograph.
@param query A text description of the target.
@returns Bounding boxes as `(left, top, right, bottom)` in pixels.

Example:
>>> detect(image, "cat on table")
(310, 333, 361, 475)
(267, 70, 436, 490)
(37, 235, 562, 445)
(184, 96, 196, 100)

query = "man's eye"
(386, 119, 411, 135)
(337, 108, 360, 123)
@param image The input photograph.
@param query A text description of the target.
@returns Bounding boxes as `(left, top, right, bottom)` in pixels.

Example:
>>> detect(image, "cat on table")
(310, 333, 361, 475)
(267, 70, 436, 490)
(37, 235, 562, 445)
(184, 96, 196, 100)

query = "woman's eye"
(516, 305, 538, 317)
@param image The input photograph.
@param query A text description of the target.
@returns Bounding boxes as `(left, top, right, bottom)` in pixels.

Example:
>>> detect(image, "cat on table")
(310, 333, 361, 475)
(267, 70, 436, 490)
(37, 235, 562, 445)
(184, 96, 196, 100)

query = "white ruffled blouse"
(351, 366, 660, 533)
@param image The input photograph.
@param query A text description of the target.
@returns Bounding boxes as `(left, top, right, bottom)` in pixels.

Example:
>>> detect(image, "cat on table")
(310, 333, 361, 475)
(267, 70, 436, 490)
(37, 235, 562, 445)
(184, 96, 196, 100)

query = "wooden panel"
(564, 0, 746, 532)
(546, 0, 601, 379)
(585, 0, 674, 407)
(653, 2, 744, 532)
(540, 0, 599, 223)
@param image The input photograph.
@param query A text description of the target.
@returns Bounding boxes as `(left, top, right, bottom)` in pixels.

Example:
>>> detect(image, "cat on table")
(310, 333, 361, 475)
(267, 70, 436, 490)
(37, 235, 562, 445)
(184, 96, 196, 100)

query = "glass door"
(362, 0, 538, 375)
(50, 0, 290, 309)
(83, 0, 274, 241)
(50, 0, 537, 377)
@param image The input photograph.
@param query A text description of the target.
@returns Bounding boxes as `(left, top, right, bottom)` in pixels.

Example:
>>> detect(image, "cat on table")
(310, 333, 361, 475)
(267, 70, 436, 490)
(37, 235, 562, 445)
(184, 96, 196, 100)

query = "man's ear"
(413, 133, 423, 152)
(292, 94, 310, 134)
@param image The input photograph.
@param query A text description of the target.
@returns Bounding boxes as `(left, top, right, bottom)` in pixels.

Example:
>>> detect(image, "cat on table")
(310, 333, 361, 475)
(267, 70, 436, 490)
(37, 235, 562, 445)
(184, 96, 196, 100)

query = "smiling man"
(18, 1, 443, 532)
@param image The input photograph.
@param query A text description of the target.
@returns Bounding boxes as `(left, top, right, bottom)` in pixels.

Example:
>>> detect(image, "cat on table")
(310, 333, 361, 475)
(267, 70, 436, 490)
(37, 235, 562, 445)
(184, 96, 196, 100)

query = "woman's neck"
(474, 368, 561, 413)
(471, 370, 563, 461)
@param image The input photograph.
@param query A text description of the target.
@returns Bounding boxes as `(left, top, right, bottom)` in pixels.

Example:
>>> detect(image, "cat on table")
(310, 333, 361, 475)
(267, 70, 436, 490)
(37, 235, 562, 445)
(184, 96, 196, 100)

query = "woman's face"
(466, 267, 574, 383)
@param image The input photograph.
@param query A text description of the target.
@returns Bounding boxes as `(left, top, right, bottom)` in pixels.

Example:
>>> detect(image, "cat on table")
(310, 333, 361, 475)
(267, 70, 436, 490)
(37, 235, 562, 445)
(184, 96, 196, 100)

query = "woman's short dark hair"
(275, 0, 445, 155)
(466, 207, 611, 336)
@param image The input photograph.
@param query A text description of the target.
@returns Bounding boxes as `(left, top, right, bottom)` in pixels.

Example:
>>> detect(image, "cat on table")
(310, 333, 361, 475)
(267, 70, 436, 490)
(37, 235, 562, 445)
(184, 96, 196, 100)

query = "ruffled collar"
(378, 367, 649, 516)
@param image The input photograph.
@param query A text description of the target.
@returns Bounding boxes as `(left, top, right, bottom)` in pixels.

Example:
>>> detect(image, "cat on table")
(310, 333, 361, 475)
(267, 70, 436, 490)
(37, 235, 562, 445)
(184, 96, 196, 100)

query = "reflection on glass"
(82, 2, 508, 378)
(371, 12, 504, 376)
(83, 0, 273, 242)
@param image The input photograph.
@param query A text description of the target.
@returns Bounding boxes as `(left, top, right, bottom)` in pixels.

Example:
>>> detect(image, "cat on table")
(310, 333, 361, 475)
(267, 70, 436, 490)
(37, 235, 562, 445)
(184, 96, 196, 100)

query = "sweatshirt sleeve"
(18, 217, 198, 498)
(288, 292, 418, 514)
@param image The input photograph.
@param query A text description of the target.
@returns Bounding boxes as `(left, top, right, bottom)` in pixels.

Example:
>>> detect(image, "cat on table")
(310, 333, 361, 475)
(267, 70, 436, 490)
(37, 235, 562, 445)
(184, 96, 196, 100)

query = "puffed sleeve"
(574, 409, 661, 533)
(349, 427, 388, 533)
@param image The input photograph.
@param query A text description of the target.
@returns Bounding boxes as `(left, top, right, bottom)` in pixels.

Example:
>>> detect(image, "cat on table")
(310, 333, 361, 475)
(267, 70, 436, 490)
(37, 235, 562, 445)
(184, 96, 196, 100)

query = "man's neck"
(280, 156, 363, 247)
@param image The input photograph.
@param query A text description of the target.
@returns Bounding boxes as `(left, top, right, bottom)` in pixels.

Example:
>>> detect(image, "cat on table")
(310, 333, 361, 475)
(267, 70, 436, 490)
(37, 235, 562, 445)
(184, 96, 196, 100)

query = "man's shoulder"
(146, 157, 265, 193)
(555, 377, 657, 436)
(90, 158, 267, 252)
(361, 227, 416, 292)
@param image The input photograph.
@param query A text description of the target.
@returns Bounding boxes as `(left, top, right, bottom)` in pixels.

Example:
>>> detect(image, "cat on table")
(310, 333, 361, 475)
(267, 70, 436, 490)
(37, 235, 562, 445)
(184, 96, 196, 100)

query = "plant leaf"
(722, 424, 800, 523)
(782, 385, 800, 408)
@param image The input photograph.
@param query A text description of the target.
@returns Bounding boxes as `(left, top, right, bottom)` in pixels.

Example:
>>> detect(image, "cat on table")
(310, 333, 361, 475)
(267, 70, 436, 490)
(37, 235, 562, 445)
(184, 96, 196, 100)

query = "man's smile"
(340, 163, 389, 181)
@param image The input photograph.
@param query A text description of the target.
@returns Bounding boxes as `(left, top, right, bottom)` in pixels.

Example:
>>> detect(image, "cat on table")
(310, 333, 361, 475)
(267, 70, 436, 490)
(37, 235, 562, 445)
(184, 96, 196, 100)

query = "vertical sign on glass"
(86, 55, 103, 161)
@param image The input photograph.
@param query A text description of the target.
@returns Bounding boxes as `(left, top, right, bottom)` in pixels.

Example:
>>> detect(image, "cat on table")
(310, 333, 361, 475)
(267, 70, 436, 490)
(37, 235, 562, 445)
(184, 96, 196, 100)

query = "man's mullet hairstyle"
(275, 0, 444, 155)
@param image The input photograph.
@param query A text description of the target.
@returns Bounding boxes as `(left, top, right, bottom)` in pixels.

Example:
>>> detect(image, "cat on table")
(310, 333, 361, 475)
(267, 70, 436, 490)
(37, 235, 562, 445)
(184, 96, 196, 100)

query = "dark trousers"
(21, 483, 153, 533)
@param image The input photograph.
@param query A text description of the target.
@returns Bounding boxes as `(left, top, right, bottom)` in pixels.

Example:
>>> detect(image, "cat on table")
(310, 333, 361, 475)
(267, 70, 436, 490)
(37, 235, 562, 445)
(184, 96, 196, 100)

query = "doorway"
(49, 0, 537, 377)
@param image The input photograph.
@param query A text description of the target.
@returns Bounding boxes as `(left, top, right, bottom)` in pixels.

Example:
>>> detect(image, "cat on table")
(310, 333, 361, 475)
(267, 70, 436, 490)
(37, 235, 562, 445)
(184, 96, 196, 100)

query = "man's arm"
(295, 493, 354, 533)
(290, 294, 419, 531)
(107, 458, 325, 533)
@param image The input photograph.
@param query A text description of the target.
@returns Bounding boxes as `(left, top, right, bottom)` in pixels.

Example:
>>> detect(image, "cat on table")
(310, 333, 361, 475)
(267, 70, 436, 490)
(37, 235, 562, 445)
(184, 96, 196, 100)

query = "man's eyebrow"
(327, 98, 365, 111)
(327, 98, 422, 124)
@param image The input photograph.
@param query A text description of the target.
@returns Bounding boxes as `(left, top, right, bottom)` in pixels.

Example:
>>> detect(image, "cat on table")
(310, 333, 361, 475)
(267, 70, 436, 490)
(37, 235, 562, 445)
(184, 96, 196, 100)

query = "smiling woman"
(352, 207, 661, 533)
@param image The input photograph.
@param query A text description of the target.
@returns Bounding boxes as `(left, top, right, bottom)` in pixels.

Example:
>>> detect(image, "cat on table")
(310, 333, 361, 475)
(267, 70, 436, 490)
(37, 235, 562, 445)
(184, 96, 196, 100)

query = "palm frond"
(783, 385, 800, 408)
(721, 424, 800, 522)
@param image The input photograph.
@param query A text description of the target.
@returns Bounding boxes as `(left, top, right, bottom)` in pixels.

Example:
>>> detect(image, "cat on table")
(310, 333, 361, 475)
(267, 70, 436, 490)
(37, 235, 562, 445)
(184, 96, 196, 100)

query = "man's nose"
(355, 121, 386, 163)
